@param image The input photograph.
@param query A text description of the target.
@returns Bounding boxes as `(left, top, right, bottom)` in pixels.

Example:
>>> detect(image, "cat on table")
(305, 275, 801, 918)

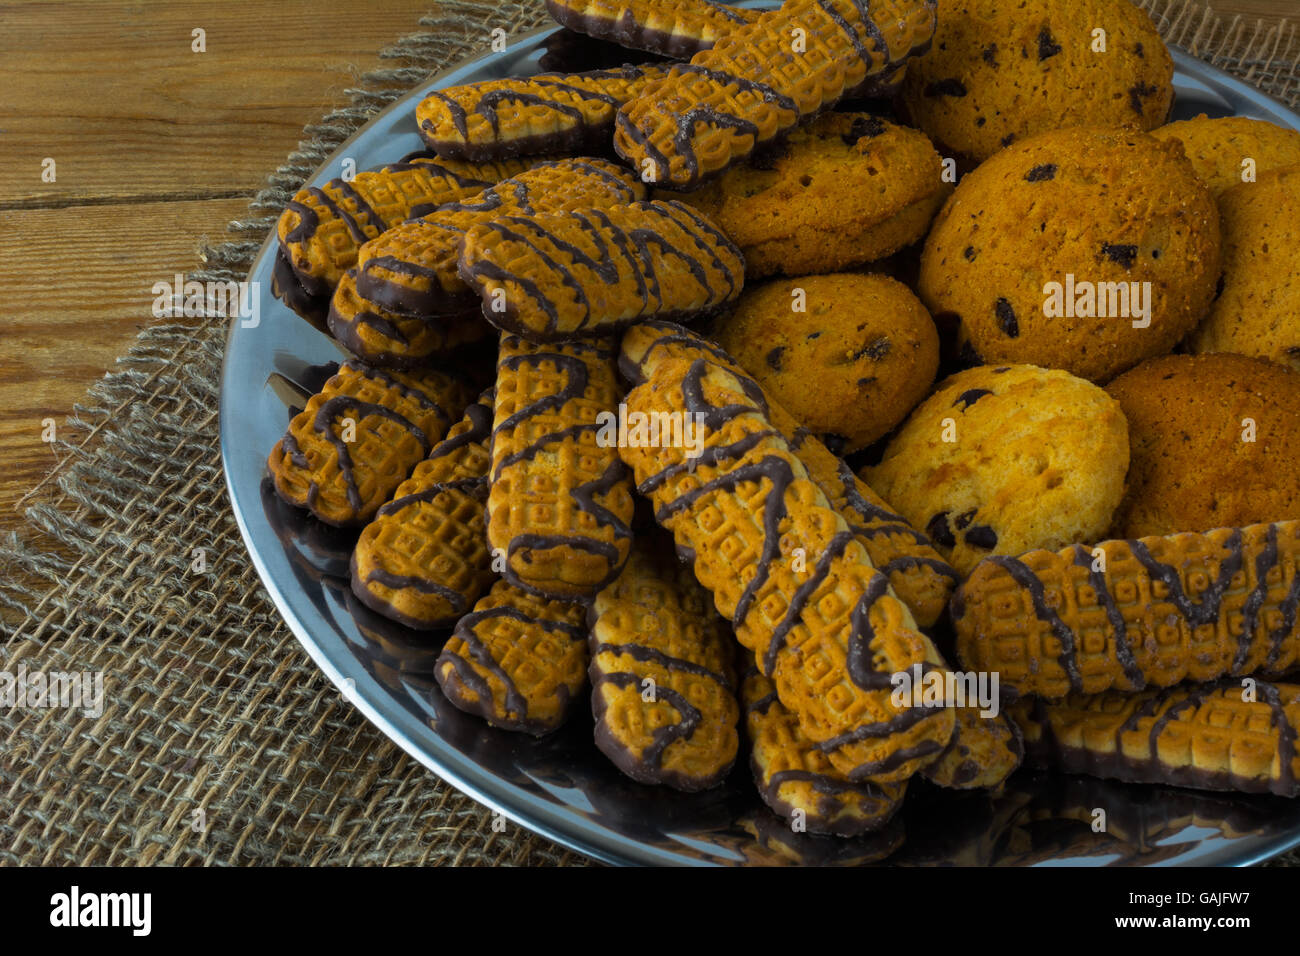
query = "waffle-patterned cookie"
(613, 0, 938, 189)
(459, 200, 744, 341)
(268, 360, 471, 527)
(589, 532, 740, 791)
(351, 158, 646, 322)
(416, 64, 667, 161)
(920, 707, 1023, 790)
(273, 157, 534, 320)
(621, 357, 955, 783)
(742, 668, 908, 835)
(328, 267, 490, 369)
(436, 579, 590, 734)
(489, 335, 635, 600)
(545, 0, 759, 57)
(350, 390, 496, 628)
(1010, 680, 1300, 797)
(619, 321, 958, 626)
(954, 521, 1300, 700)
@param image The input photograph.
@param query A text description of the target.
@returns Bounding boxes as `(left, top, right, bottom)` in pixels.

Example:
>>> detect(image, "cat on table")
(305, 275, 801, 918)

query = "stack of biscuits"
(266, 0, 1300, 855)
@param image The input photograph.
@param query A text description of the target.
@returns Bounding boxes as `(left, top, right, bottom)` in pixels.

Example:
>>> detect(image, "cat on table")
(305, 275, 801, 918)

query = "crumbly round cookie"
(712, 273, 940, 453)
(1104, 353, 1300, 538)
(918, 125, 1221, 383)
(669, 112, 949, 279)
(900, 0, 1173, 163)
(1150, 115, 1300, 197)
(1188, 166, 1300, 370)
(865, 364, 1130, 577)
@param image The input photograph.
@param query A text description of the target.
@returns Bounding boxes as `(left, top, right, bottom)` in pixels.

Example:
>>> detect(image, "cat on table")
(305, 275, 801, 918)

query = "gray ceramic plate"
(220, 10, 1300, 865)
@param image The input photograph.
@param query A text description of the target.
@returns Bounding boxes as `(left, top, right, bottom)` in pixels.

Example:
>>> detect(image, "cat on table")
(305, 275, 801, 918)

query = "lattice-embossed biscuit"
(273, 157, 535, 320)
(742, 668, 907, 835)
(350, 391, 496, 628)
(435, 579, 590, 734)
(268, 360, 471, 527)
(954, 521, 1300, 700)
(416, 64, 667, 161)
(489, 335, 635, 600)
(589, 532, 739, 791)
(619, 320, 957, 627)
(620, 357, 955, 783)
(545, 0, 759, 58)
(1009, 680, 1300, 797)
(328, 267, 490, 370)
(459, 200, 744, 341)
(351, 158, 646, 321)
(921, 707, 1023, 790)
(613, 0, 938, 189)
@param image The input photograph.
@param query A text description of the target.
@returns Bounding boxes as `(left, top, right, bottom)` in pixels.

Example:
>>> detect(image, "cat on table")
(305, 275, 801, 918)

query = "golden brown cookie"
(920, 706, 1022, 790)
(1105, 353, 1300, 538)
(1150, 115, 1300, 197)
(900, 0, 1173, 164)
(416, 64, 668, 161)
(273, 157, 534, 321)
(458, 200, 744, 341)
(1010, 680, 1300, 797)
(953, 521, 1300, 699)
(918, 126, 1221, 383)
(488, 335, 635, 601)
(742, 668, 908, 835)
(268, 360, 471, 527)
(1187, 167, 1300, 371)
(867, 364, 1129, 578)
(613, 0, 938, 189)
(712, 273, 940, 452)
(672, 114, 949, 278)
(589, 532, 740, 791)
(350, 390, 496, 629)
(619, 319, 958, 627)
(327, 267, 490, 370)
(350, 157, 646, 321)
(545, 0, 759, 57)
(435, 579, 590, 734)
(620, 356, 956, 783)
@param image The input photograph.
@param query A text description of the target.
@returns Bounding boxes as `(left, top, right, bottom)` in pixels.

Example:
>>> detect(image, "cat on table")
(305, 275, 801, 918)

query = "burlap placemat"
(2, 0, 1298, 867)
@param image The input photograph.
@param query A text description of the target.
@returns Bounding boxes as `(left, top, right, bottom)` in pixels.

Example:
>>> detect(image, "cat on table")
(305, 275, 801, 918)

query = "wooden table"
(0, 0, 1294, 533)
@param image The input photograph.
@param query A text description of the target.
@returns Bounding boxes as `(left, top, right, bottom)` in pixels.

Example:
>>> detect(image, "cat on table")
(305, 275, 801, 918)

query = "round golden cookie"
(900, 0, 1173, 163)
(1188, 166, 1300, 371)
(711, 273, 940, 453)
(1104, 353, 1300, 538)
(1150, 115, 1300, 197)
(918, 125, 1221, 383)
(865, 364, 1130, 577)
(669, 112, 949, 279)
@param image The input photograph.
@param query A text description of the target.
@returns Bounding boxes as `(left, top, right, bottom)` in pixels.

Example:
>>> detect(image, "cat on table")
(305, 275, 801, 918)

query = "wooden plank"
(0, 197, 251, 526)
(0, 0, 463, 205)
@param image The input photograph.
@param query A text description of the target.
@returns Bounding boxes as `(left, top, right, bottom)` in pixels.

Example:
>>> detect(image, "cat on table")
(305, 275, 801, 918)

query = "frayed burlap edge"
(1, 0, 1298, 867)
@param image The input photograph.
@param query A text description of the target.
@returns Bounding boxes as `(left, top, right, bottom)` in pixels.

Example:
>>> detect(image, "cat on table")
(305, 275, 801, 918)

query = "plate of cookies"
(221, 0, 1300, 865)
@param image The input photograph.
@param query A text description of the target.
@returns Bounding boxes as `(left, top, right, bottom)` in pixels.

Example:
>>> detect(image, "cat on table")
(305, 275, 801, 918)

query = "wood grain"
(0, 0, 1295, 536)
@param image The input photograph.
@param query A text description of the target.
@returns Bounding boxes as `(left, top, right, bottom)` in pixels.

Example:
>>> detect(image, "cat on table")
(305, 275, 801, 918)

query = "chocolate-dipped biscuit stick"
(268, 360, 471, 527)
(350, 390, 496, 629)
(545, 0, 759, 58)
(416, 65, 667, 161)
(954, 521, 1300, 699)
(458, 200, 744, 341)
(488, 335, 635, 601)
(589, 531, 740, 790)
(613, 0, 938, 189)
(1009, 680, 1300, 797)
(620, 356, 955, 783)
